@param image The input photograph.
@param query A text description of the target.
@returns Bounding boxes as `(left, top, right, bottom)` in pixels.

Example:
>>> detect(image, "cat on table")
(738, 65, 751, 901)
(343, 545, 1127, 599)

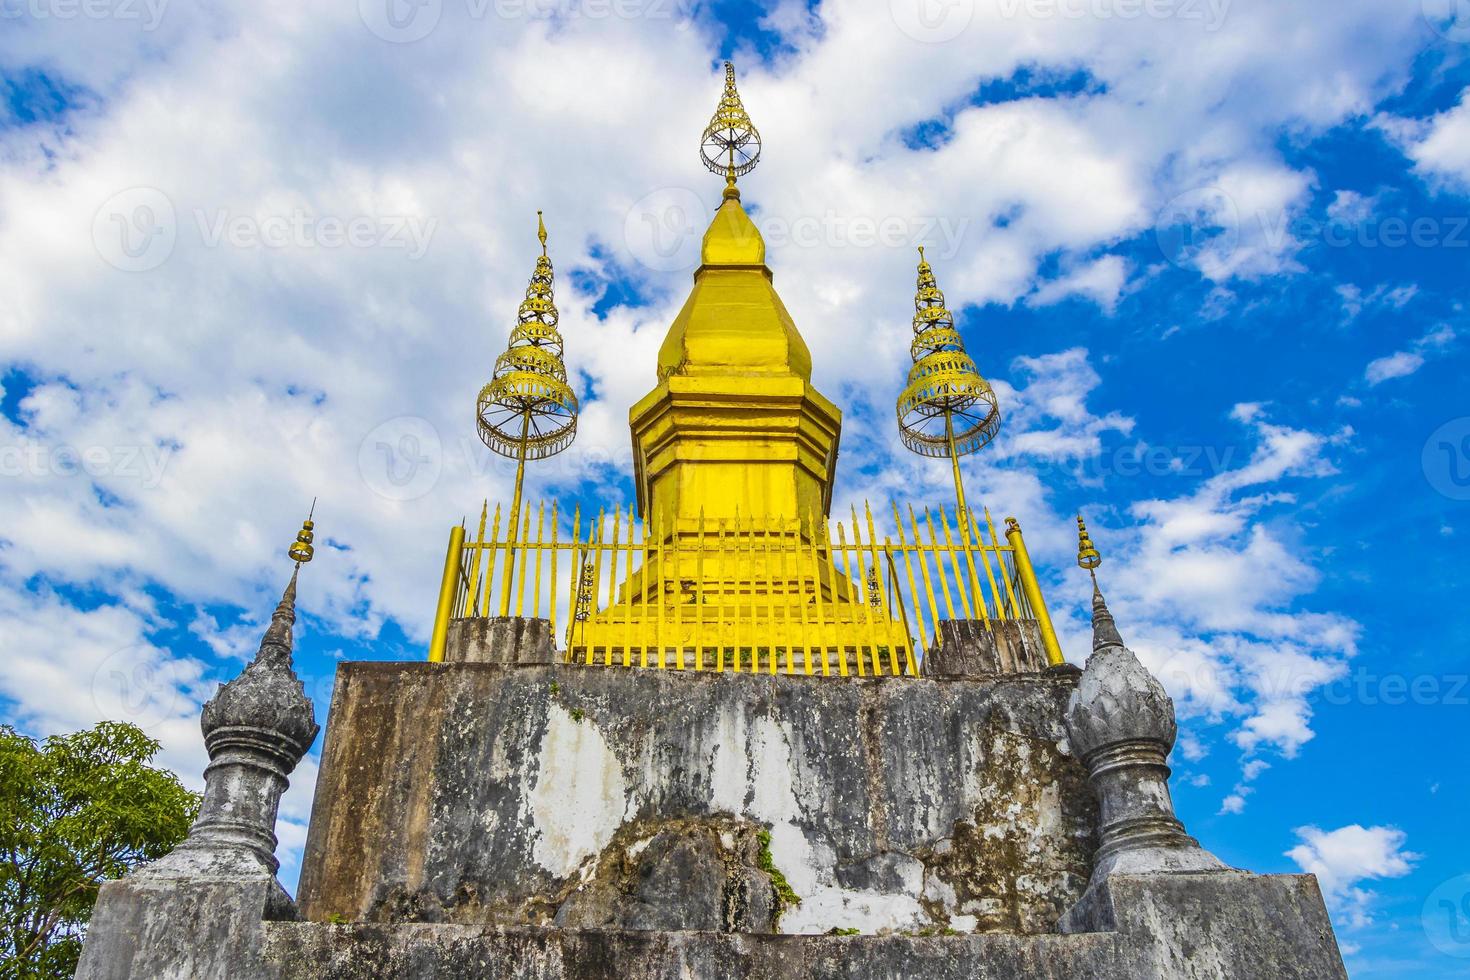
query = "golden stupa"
(429, 63, 1064, 678)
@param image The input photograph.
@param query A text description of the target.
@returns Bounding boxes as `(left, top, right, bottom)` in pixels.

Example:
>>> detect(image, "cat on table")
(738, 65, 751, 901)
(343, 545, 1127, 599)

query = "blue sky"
(0, 0, 1467, 974)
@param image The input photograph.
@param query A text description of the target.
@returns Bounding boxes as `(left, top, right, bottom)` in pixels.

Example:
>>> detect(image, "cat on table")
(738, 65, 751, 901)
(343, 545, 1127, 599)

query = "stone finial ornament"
(1065, 581, 1225, 884)
(175, 521, 320, 875)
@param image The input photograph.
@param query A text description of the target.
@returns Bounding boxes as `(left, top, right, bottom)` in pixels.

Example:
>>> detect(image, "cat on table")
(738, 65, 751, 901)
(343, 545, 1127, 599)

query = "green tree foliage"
(0, 721, 199, 978)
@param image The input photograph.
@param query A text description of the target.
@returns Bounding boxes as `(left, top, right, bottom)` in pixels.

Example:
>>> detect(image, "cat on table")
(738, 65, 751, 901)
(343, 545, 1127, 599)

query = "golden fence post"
(654, 512, 666, 669)
(778, 519, 793, 675)
(462, 503, 488, 618)
(850, 507, 878, 677)
(564, 505, 581, 654)
(639, 513, 651, 669)
(624, 504, 636, 669)
(531, 502, 545, 620)
(838, 518, 868, 677)
(548, 502, 560, 643)
(822, 516, 848, 677)
(590, 509, 605, 665)
(969, 506, 1007, 622)
(880, 541, 904, 676)
(672, 520, 685, 671)
(892, 503, 928, 670)
(695, 511, 707, 672)
(794, 518, 814, 675)
(429, 524, 466, 663)
(717, 517, 731, 673)
(770, 520, 782, 675)
(955, 505, 988, 626)
(937, 506, 976, 621)
(908, 505, 943, 650)
(807, 515, 831, 676)
(516, 507, 532, 618)
(987, 507, 1023, 619)
(1005, 516, 1065, 667)
(605, 507, 621, 667)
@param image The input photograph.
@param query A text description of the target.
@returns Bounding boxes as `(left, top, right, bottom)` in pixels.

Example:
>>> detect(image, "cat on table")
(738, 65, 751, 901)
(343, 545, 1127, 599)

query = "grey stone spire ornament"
(1064, 522, 1224, 889)
(148, 515, 320, 880)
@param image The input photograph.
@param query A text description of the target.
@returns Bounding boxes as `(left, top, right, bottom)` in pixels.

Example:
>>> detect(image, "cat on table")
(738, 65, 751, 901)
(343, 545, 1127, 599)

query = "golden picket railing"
(428, 500, 1064, 676)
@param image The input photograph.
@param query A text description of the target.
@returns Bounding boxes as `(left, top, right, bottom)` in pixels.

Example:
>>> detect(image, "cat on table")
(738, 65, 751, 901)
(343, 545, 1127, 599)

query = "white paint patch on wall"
(740, 716, 927, 936)
(709, 701, 748, 813)
(527, 704, 628, 877)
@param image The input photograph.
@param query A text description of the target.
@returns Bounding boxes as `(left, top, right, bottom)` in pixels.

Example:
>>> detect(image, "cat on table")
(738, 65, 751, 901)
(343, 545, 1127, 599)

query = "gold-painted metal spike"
(895, 246, 1001, 461)
(895, 246, 1002, 536)
(700, 61, 762, 188)
(1077, 514, 1102, 570)
(476, 212, 579, 465)
(477, 213, 580, 611)
(288, 504, 316, 564)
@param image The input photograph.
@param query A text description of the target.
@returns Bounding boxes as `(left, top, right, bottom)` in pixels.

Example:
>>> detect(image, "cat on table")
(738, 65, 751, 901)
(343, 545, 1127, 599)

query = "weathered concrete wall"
(446, 618, 557, 665)
(296, 663, 1096, 936)
(927, 620, 1046, 676)
(266, 872, 1345, 980)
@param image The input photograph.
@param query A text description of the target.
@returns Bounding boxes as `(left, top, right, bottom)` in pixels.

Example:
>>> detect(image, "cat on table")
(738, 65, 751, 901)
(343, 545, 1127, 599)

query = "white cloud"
(1287, 825, 1419, 929)
(1379, 87, 1470, 190)
(1326, 190, 1377, 225)
(1365, 325, 1456, 386)
(1029, 255, 1129, 312)
(1364, 350, 1424, 386)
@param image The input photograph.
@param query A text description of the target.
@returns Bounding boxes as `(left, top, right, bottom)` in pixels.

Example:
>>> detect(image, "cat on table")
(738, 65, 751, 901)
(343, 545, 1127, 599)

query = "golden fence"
(428, 501, 1064, 676)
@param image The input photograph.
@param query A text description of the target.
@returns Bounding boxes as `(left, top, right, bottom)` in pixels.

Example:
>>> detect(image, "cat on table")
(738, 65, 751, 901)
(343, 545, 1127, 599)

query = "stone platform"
(297, 662, 1096, 935)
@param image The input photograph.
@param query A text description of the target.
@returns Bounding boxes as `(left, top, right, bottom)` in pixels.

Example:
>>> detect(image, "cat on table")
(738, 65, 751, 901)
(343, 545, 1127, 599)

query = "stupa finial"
(895, 247, 1002, 538)
(287, 499, 316, 565)
(700, 61, 762, 199)
(1075, 513, 1124, 653)
(475, 213, 579, 614)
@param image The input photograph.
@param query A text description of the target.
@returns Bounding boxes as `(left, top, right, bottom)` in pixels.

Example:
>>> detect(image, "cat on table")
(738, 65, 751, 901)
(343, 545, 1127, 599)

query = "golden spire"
(287, 499, 316, 564)
(477, 214, 579, 614)
(1076, 514, 1101, 571)
(896, 247, 1001, 536)
(700, 61, 762, 199)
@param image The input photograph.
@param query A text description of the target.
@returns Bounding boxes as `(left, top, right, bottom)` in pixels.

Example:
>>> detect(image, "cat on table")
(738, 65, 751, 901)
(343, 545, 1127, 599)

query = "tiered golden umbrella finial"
(476, 213, 579, 611)
(700, 61, 762, 197)
(895, 247, 1002, 535)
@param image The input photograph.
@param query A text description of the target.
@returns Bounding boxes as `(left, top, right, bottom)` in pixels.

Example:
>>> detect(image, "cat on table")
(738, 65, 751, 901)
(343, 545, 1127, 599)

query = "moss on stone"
(756, 829, 801, 919)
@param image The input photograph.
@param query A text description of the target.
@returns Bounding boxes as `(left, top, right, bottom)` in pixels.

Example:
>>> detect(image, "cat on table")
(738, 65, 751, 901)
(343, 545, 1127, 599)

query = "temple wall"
(296, 663, 1097, 936)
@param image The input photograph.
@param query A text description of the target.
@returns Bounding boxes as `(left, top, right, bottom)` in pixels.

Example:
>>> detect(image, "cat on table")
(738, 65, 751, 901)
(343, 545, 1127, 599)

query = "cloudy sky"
(1, 0, 1467, 972)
